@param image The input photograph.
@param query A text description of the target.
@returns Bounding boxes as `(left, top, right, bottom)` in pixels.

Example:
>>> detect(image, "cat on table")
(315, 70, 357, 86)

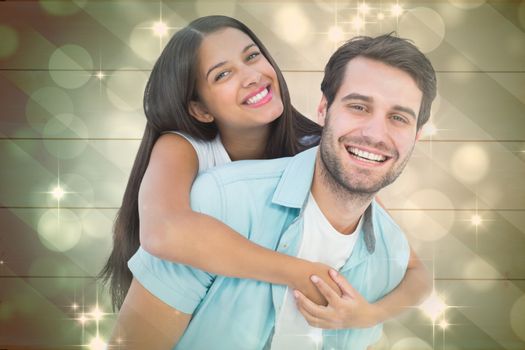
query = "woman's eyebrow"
(205, 43, 258, 80)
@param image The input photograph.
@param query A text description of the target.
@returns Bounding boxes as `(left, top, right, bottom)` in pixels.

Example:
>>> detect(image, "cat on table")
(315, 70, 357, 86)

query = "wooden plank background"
(1, 0, 524, 349)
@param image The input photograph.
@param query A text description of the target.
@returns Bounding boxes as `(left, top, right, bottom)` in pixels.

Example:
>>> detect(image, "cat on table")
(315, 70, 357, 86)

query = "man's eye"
(214, 71, 230, 81)
(392, 114, 408, 124)
(350, 104, 366, 112)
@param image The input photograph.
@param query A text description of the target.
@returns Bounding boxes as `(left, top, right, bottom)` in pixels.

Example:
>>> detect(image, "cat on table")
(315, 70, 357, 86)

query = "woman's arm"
(294, 246, 432, 328)
(109, 278, 191, 349)
(139, 134, 337, 305)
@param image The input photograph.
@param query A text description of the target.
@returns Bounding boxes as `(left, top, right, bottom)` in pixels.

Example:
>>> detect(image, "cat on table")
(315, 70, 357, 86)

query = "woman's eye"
(246, 52, 260, 61)
(214, 71, 230, 82)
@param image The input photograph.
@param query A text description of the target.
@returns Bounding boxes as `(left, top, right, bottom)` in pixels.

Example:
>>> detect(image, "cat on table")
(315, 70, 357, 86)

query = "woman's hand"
(294, 269, 380, 329)
(288, 261, 342, 306)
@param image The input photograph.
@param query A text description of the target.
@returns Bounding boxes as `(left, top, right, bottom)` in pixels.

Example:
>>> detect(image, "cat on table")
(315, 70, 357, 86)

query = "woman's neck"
(220, 125, 270, 161)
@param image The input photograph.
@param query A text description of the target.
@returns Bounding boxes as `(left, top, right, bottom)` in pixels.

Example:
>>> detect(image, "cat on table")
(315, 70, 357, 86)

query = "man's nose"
(241, 65, 262, 88)
(361, 114, 388, 140)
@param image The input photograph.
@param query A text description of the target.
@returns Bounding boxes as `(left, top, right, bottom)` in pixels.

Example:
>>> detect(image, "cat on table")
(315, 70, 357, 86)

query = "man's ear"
(317, 95, 328, 126)
(188, 101, 214, 123)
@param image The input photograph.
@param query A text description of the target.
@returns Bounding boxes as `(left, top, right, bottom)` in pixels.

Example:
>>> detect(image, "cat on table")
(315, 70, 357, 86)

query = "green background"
(0, 0, 524, 349)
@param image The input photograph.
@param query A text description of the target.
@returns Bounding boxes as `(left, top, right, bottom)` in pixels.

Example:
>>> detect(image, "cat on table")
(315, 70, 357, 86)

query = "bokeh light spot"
(448, 0, 487, 9)
(328, 25, 344, 42)
(510, 295, 525, 341)
(25, 87, 74, 134)
(399, 7, 446, 53)
(0, 25, 19, 58)
(451, 144, 490, 184)
(37, 209, 82, 252)
(392, 337, 432, 350)
(195, 0, 236, 17)
(49, 44, 93, 89)
(106, 68, 148, 111)
(39, 0, 87, 16)
(43, 114, 89, 158)
(401, 189, 455, 241)
(129, 22, 163, 62)
(273, 5, 312, 44)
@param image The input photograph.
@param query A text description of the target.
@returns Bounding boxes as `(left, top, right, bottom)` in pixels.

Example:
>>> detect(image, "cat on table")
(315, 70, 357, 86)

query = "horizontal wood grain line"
(1, 138, 524, 143)
(1, 275, 524, 281)
(1, 68, 525, 74)
(1, 207, 524, 211)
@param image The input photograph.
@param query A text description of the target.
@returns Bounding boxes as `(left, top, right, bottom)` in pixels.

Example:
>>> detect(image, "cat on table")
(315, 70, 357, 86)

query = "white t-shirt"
(165, 131, 231, 172)
(271, 193, 362, 350)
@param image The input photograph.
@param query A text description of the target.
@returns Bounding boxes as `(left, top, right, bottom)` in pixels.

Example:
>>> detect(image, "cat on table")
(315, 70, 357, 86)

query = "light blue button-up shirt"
(129, 146, 410, 350)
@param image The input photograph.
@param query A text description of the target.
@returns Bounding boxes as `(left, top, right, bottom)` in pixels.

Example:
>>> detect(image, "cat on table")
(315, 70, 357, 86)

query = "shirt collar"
(271, 146, 318, 209)
(272, 146, 376, 254)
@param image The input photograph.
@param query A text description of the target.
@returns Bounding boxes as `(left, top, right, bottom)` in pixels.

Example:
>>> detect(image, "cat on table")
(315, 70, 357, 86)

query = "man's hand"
(288, 261, 342, 306)
(294, 269, 379, 329)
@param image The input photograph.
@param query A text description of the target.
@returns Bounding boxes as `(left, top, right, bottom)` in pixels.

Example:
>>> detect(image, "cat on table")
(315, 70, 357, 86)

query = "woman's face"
(191, 27, 284, 132)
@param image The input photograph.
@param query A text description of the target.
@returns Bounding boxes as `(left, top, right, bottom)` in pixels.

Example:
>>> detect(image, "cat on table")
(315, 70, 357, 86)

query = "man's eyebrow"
(205, 43, 257, 80)
(341, 93, 372, 102)
(392, 105, 417, 120)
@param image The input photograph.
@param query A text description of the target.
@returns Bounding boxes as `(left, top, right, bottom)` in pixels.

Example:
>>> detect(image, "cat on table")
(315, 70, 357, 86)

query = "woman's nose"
(241, 66, 262, 88)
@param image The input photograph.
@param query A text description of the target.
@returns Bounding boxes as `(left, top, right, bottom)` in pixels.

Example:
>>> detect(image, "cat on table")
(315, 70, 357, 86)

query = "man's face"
(319, 56, 423, 195)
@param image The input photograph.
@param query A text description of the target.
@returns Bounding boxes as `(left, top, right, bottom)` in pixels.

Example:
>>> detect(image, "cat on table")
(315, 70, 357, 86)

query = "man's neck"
(311, 153, 375, 235)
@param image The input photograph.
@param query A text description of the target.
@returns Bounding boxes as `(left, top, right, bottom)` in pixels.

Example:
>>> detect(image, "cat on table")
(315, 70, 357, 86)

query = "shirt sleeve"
(128, 171, 224, 314)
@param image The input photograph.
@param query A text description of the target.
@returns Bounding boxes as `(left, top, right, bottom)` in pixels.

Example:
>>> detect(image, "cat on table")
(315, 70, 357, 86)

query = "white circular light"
(399, 7, 446, 53)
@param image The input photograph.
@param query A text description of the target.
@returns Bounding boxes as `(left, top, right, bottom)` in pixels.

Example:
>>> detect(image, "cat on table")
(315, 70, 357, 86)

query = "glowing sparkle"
(116, 337, 123, 344)
(89, 336, 107, 350)
(51, 185, 65, 200)
(419, 292, 448, 321)
(152, 21, 168, 37)
(71, 303, 78, 310)
(328, 25, 344, 42)
(377, 12, 385, 20)
(471, 214, 482, 226)
(0, 260, 4, 265)
(439, 319, 449, 329)
(351, 16, 365, 30)
(77, 313, 88, 324)
(90, 306, 104, 321)
(358, 3, 371, 14)
(391, 4, 404, 17)
(422, 122, 438, 137)
(95, 71, 105, 80)
(309, 331, 323, 345)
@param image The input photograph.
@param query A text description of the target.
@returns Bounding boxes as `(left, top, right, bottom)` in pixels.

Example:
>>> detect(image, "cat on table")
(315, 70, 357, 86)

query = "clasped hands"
(290, 262, 379, 329)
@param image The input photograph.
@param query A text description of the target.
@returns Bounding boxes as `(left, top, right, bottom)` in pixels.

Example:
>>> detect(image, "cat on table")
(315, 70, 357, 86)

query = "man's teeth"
(246, 88, 268, 105)
(347, 146, 386, 162)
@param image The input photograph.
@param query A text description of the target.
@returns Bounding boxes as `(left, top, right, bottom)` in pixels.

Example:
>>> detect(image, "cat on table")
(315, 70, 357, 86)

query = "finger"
(296, 300, 330, 329)
(329, 269, 357, 298)
(311, 275, 341, 305)
(294, 290, 330, 320)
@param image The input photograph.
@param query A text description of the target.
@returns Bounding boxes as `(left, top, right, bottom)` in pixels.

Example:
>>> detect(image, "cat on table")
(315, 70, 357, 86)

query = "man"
(114, 34, 437, 349)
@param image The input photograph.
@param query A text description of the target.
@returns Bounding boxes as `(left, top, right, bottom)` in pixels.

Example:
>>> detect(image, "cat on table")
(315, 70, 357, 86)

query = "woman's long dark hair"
(100, 15, 322, 310)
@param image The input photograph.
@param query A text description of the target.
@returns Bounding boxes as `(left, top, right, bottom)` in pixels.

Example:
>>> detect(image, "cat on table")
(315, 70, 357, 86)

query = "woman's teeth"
(246, 87, 268, 105)
(347, 146, 386, 162)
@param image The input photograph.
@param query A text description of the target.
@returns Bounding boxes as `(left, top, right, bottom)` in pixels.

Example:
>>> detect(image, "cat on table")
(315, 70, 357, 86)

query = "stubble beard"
(319, 123, 414, 202)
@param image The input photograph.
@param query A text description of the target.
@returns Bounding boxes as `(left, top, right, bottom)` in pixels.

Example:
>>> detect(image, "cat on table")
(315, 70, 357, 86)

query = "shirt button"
(281, 243, 288, 249)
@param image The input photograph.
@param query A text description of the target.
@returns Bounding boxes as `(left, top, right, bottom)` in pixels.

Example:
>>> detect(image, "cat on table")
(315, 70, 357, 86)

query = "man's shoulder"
(195, 156, 293, 188)
(371, 201, 409, 251)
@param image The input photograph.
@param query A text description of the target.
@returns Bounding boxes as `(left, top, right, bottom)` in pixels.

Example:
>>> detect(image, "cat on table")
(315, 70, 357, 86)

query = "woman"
(102, 15, 430, 347)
